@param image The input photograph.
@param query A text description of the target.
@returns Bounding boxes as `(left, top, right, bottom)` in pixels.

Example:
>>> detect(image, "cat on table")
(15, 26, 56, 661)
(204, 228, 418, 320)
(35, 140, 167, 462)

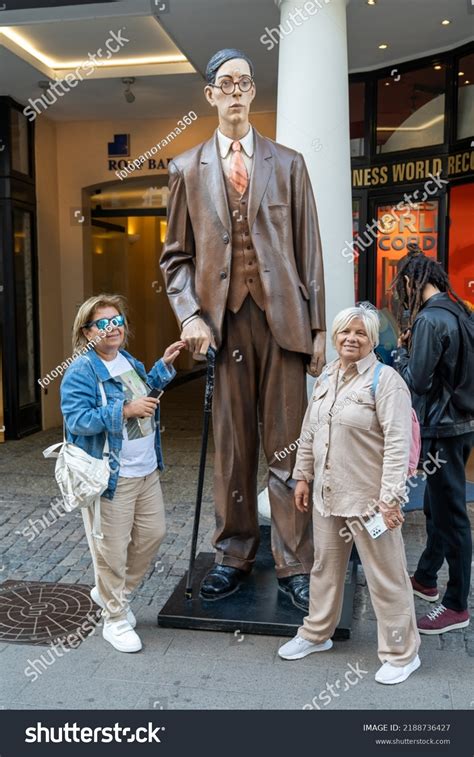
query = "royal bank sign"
(107, 133, 173, 174)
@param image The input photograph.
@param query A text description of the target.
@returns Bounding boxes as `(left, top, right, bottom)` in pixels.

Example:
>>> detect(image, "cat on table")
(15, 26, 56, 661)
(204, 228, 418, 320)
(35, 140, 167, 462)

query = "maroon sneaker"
(410, 576, 439, 602)
(417, 604, 470, 635)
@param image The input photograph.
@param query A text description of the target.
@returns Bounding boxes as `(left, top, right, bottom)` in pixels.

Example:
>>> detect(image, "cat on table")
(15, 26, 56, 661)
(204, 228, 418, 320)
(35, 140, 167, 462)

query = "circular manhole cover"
(0, 581, 101, 646)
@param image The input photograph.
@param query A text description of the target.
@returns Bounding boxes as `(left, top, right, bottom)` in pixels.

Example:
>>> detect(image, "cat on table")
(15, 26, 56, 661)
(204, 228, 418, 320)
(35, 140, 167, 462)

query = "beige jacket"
(292, 352, 412, 518)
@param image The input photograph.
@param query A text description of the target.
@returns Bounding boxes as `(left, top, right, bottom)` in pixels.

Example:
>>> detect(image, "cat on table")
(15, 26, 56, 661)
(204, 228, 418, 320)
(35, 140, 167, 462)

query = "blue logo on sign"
(108, 134, 130, 157)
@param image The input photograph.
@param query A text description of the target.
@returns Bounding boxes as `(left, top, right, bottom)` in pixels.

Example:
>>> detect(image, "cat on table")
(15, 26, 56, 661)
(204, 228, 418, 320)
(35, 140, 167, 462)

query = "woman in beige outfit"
(278, 305, 421, 685)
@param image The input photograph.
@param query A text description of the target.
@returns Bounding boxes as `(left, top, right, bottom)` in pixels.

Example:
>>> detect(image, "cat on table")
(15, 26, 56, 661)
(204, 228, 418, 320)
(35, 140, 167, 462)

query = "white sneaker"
(375, 654, 421, 685)
(103, 619, 142, 653)
(90, 586, 136, 629)
(278, 635, 333, 660)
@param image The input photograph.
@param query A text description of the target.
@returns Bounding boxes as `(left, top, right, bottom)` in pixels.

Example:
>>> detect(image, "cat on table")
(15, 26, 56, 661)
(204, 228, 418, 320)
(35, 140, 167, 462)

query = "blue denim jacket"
(60, 348, 176, 500)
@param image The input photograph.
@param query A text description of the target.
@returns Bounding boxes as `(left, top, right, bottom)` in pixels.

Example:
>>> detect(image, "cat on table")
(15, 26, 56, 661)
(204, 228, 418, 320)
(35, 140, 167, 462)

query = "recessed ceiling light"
(441, 19, 451, 25)
(434, 65, 442, 70)
(0, 26, 189, 69)
(378, 43, 388, 49)
(366, 0, 377, 5)
(458, 71, 464, 76)
(465, 80, 471, 85)
(384, 82, 390, 86)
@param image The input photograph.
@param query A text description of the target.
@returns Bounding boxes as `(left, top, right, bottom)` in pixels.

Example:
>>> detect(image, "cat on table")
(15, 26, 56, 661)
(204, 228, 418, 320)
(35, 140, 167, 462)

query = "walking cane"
(185, 346, 217, 599)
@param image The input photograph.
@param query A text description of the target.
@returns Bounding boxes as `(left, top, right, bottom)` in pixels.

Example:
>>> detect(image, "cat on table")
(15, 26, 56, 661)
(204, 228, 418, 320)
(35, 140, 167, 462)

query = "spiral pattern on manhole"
(0, 581, 101, 646)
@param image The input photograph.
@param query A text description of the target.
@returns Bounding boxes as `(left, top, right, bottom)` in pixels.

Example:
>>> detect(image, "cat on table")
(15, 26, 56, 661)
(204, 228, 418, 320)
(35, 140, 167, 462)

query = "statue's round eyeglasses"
(209, 76, 254, 95)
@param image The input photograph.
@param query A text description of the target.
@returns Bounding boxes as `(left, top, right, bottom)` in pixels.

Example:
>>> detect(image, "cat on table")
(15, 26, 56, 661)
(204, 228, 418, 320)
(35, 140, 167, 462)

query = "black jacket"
(393, 293, 474, 438)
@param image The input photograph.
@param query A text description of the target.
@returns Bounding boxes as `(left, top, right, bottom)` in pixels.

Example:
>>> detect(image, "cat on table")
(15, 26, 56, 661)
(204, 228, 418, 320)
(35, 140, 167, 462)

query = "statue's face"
(204, 58, 256, 126)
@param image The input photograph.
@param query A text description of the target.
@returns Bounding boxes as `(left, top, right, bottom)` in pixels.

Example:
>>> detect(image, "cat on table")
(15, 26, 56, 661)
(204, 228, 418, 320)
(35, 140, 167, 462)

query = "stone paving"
(0, 377, 473, 710)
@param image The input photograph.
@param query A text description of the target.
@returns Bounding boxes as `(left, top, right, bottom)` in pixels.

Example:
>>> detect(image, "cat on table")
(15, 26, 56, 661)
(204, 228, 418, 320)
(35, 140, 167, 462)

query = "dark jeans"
(415, 432, 473, 612)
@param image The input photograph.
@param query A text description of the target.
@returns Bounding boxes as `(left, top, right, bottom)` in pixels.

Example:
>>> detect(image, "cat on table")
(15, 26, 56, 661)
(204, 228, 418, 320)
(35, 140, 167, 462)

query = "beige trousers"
(83, 469, 166, 621)
(299, 509, 421, 666)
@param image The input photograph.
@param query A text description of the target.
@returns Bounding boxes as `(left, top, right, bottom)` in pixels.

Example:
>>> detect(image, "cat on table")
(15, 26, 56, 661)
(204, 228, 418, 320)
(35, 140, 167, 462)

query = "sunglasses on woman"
(83, 314, 126, 330)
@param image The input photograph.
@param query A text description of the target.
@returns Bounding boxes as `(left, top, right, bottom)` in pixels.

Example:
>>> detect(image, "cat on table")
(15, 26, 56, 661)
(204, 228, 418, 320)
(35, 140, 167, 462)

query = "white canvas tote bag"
(43, 382, 110, 539)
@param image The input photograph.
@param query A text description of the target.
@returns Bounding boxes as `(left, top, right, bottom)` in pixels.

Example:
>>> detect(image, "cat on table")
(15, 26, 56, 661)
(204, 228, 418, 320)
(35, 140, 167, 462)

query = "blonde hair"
(331, 305, 380, 348)
(71, 294, 130, 353)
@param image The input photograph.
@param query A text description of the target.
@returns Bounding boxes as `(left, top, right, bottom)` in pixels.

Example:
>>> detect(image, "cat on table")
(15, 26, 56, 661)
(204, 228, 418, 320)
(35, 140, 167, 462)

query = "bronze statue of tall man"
(160, 49, 326, 610)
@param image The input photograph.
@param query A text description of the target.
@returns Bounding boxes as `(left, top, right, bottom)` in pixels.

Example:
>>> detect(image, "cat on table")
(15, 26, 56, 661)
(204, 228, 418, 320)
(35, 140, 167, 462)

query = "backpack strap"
(370, 361, 384, 398)
(92, 496, 104, 540)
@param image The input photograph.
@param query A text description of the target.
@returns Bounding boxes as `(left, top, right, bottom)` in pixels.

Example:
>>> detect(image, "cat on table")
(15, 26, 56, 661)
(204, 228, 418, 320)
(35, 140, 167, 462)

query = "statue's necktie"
(229, 141, 249, 195)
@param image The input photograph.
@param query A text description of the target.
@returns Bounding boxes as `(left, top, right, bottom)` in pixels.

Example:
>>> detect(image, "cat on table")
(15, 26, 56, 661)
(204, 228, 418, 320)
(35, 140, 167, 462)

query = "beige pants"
(83, 469, 166, 621)
(299, 509, 421, 666)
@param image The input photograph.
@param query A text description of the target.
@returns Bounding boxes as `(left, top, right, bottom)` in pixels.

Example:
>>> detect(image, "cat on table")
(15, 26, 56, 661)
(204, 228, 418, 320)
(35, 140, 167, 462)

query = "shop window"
(352, 199, 361, 299)
(374, 200, 439, 312)
(10, 109, 30, 175)
(349, 81, 365, 157)
(448, 183, 474, 307)
(457, 52, 474, 141)
(13, 209, 36, 407)
(376, 65, 445, 153)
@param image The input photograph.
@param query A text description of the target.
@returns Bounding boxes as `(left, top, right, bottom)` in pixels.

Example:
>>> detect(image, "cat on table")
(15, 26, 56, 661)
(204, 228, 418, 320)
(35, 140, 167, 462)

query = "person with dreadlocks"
(392, 243, 474, 635)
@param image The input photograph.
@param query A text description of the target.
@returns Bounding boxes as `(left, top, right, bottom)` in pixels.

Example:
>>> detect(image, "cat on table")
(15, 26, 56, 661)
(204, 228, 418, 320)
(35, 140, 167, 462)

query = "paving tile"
(134, 684, 263, 710)
(14, 678, 144, 709)
(91, 647, 216, 688)
(449, 680, 474, 709)
(165, 628, 281, 662)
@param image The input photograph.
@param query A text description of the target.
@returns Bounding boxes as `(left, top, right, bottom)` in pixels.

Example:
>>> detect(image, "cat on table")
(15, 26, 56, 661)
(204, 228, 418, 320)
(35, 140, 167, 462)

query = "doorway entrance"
(85, 177, 193, 373)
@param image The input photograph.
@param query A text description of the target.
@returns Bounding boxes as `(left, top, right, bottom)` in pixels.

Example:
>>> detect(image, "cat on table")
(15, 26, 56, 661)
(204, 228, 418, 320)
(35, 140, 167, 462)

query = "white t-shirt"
(100, 352, 157, 478)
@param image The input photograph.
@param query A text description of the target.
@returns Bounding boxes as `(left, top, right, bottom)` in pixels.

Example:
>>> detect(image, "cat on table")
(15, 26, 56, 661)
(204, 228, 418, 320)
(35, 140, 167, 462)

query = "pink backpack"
(371, 362, 421, 477)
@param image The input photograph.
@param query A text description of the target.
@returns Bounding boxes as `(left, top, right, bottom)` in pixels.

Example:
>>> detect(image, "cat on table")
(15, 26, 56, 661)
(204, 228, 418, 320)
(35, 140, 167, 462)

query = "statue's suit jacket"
(160, 128, 326, 355)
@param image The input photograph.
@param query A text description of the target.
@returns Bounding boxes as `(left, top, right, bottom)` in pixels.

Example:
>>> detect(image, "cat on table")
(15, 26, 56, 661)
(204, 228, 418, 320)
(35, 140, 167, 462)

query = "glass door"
(370, 195, 443, 315)
(1, 203, 41, 438)
(361, 191, 446, 363)
(448, 182, 474, 307)
(0, 98, 40, 439)
(13, 208, 38, 413)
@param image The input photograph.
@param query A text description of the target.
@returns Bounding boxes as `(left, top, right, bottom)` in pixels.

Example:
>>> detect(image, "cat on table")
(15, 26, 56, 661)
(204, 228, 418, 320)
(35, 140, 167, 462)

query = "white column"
(274, 0, 355, 343)
(258, 0, 354, 516)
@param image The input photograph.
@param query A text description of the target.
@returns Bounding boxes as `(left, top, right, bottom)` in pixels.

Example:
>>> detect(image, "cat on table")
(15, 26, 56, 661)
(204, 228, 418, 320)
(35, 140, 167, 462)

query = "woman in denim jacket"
(61, 294, 185, 653)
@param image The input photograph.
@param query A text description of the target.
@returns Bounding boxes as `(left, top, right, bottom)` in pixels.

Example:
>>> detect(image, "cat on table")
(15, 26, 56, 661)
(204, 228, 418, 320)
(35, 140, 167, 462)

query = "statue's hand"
(180, 317, 215, 361)
(307, 331, 326, 377)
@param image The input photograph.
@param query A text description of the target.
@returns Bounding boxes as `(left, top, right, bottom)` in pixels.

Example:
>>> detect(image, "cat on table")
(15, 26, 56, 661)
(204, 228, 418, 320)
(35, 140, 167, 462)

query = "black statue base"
(158, 526, 358, 639)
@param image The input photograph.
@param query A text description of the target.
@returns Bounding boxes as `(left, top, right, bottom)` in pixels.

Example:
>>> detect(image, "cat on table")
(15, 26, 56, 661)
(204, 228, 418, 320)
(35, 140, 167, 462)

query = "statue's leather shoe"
(200, 565, 247, 600)
(278, 574, 310, 612)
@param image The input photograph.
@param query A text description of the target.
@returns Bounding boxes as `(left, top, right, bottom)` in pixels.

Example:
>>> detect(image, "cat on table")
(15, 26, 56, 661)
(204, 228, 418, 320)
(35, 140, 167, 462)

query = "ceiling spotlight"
(122, 77, 136, 104)
(38, 79, 53, 92)
(441, 19, 451, 25)
(378, 43, 388, 49)
(458, 71, 464, 76)
(384, 82, 390, 86)
(366, 0, 377, 5)
(466, 80, 471, 85)
(434, 65, 442, 70)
